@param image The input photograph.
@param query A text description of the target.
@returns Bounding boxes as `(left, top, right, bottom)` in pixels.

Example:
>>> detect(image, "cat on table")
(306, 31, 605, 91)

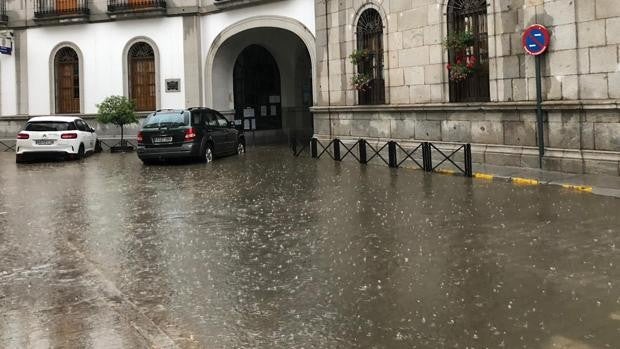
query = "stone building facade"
(312, 0, 620, 175)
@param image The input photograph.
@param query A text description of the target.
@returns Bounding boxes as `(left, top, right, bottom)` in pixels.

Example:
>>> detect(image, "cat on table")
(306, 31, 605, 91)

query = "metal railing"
(34, 0, 89, 18)
(107, 0, 166, 12)
(1, 139, 136, 152)
(309, 138, 473, 177)
(0, 140, 15, 152)
(0, 0, 8, 22)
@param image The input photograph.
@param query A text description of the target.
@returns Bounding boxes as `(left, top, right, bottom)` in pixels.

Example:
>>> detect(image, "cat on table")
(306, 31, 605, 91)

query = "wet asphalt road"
(0, 147, 619, 349)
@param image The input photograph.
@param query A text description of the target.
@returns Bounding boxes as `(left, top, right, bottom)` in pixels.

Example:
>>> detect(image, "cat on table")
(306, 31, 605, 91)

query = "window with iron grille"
(447, 0, 490, 102)
(356, 9, 385, 105)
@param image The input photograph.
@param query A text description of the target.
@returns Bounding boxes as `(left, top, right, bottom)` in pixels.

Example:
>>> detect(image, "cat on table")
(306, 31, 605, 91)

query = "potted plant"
(442, 31, 475, 50)
(349, 49, 371, 65)
(351, 73, 372, 91)
(96, 95, 138, 153)
(442, 31, 477, 82)
(350, 49, 374, 91)
(446, 55, 477, 82)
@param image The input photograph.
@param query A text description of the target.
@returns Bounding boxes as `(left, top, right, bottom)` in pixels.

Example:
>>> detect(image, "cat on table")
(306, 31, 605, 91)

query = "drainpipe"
(324, 0, 332, 138)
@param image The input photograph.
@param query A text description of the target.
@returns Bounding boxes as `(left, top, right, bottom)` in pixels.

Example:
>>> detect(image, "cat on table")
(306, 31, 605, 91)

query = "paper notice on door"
(260, 105, 267, 116)
(269, 95, 280, 103)
(270, 105, 277, 116)
(243, 108, 255, 118)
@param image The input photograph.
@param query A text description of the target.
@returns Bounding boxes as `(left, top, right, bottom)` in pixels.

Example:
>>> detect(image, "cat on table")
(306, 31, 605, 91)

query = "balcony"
(107, 0, 166, 18)
(1, 0, 8, 25)
(34, 0, 89, 23)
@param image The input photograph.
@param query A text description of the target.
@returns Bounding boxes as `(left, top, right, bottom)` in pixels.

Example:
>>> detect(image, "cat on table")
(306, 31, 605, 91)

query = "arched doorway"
(54, 47, 80, 114)
(233, 45, 282, 130)
(128, 42, 156, 111)
(206, 18, 315, 144)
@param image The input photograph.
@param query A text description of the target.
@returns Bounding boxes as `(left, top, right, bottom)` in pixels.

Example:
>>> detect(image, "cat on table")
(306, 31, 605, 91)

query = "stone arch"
(49, 42, 85, 114)
(205, 16, 316, 108)
(122, 36, 161, 111)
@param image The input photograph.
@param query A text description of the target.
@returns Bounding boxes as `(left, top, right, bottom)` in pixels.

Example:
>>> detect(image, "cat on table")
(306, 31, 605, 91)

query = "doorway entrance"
(233, 45, 281, 130)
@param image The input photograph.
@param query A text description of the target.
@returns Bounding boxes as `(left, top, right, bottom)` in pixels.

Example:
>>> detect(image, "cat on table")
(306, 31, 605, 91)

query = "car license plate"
(153, 136, 173, 143)
(35, 139, 54, 145)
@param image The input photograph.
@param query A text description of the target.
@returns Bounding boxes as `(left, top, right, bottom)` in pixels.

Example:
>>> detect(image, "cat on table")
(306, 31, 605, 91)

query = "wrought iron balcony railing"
(107, 0, 166, 13)
(1, 0, 8, 23)
(34, 0, 89, 18)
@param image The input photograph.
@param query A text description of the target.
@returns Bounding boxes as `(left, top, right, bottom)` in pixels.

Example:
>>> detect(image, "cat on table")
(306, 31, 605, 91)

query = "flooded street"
(0, 147, 619, 348)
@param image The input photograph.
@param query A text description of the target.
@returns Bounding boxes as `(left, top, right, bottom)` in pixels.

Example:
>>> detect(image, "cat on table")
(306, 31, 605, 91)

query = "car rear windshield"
(143, 112, 190, 129)
(25, 122, 75, 131)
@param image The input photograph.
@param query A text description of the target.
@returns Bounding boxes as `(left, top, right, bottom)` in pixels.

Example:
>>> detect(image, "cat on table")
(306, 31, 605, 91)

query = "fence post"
(334, 138, 341, 161)
(423, 142, 432, 172)
(290, 135, 297, 155)
(464, 143, 473, 177)
(388, 141, 397, 168)
(311, 138, 318, 158)
(359, 139, 367, 164)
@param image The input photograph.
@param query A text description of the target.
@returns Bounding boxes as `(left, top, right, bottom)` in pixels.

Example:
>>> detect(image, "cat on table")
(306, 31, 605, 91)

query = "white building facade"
(0, 0, 316, 140)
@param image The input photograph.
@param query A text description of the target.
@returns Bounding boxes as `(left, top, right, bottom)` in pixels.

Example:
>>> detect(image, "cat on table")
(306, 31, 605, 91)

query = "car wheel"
(141, 159, 156, 165)
(202, 144, 214, 164)
(76, 144, 85, 160)
(237, 141, 245, 155)
(15, 154, 24, 163)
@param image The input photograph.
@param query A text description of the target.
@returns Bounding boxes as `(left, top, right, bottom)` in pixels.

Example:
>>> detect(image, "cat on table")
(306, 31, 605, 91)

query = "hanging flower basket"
(446, 55, 477, 82)
(351, 73, 372, 91)
(442, 31, 475, 50)
(349, 49, 371, 65)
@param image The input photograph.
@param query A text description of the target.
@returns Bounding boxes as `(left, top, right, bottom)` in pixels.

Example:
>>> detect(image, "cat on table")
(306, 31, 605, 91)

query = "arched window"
(128, 42, 156, 111)
(356, 9, 385, 105)
(54, 47, 80, 114)
(448, 0, 490, 102)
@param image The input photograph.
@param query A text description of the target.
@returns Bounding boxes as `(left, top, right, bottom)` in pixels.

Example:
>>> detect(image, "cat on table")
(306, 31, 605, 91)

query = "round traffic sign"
(522, 24, 550, 56)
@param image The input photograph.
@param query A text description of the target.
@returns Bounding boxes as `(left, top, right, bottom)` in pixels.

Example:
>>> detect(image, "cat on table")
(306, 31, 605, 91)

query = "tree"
(96, 96, 138, 151)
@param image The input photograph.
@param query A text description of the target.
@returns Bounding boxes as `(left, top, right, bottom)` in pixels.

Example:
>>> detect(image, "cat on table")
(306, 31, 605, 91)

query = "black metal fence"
(1, 139, 137, 152)
(1, 0, 8, 22)
(306, 138, 473, 177)
(34, 0, 89, 18)
(107, 0, 166, 12)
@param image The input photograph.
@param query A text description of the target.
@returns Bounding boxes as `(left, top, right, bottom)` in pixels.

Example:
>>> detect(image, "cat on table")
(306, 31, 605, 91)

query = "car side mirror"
(228, 121, 235, 128)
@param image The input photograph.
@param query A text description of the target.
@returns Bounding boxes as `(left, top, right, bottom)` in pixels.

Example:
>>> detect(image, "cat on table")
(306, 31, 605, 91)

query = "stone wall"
(314, 0, 620, 104)
(312, 102, 620, 175)
(313, 0, 620, 175)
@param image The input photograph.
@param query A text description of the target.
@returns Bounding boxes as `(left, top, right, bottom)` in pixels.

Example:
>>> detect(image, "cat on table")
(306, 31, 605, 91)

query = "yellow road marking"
(435, 169, 456, 175)
(512, 177, 539, 185)
(561, 184, 593, 193)
(474, 173, 494, 180)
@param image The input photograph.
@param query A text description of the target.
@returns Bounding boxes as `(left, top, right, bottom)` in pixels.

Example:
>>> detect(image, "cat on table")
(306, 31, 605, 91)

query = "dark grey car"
(136, 108, 245, 164)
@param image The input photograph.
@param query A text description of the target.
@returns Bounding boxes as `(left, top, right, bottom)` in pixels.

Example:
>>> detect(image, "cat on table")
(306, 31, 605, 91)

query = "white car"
(15, 116, 100, 163)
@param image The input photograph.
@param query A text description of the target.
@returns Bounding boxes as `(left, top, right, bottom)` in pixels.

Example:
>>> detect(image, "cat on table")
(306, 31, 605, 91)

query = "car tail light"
(16, 133, 29, 140)
(137, 131, 143, 145)
(184, 128, 196, 142)
(61, 133, 78, 139)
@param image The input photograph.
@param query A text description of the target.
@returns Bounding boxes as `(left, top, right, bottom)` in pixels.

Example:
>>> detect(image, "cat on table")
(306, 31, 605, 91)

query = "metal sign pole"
(535, 55, 544, 169)
(522, 24, 550, 170)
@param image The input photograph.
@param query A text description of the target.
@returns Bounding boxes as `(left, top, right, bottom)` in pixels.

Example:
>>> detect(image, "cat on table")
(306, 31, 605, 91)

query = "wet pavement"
(0, 147, 619, 349)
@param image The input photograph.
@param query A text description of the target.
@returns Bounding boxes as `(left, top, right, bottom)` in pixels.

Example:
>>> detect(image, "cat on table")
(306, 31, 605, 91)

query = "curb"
(469, 171, 597, 195)
(432, 170, 605, 196)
